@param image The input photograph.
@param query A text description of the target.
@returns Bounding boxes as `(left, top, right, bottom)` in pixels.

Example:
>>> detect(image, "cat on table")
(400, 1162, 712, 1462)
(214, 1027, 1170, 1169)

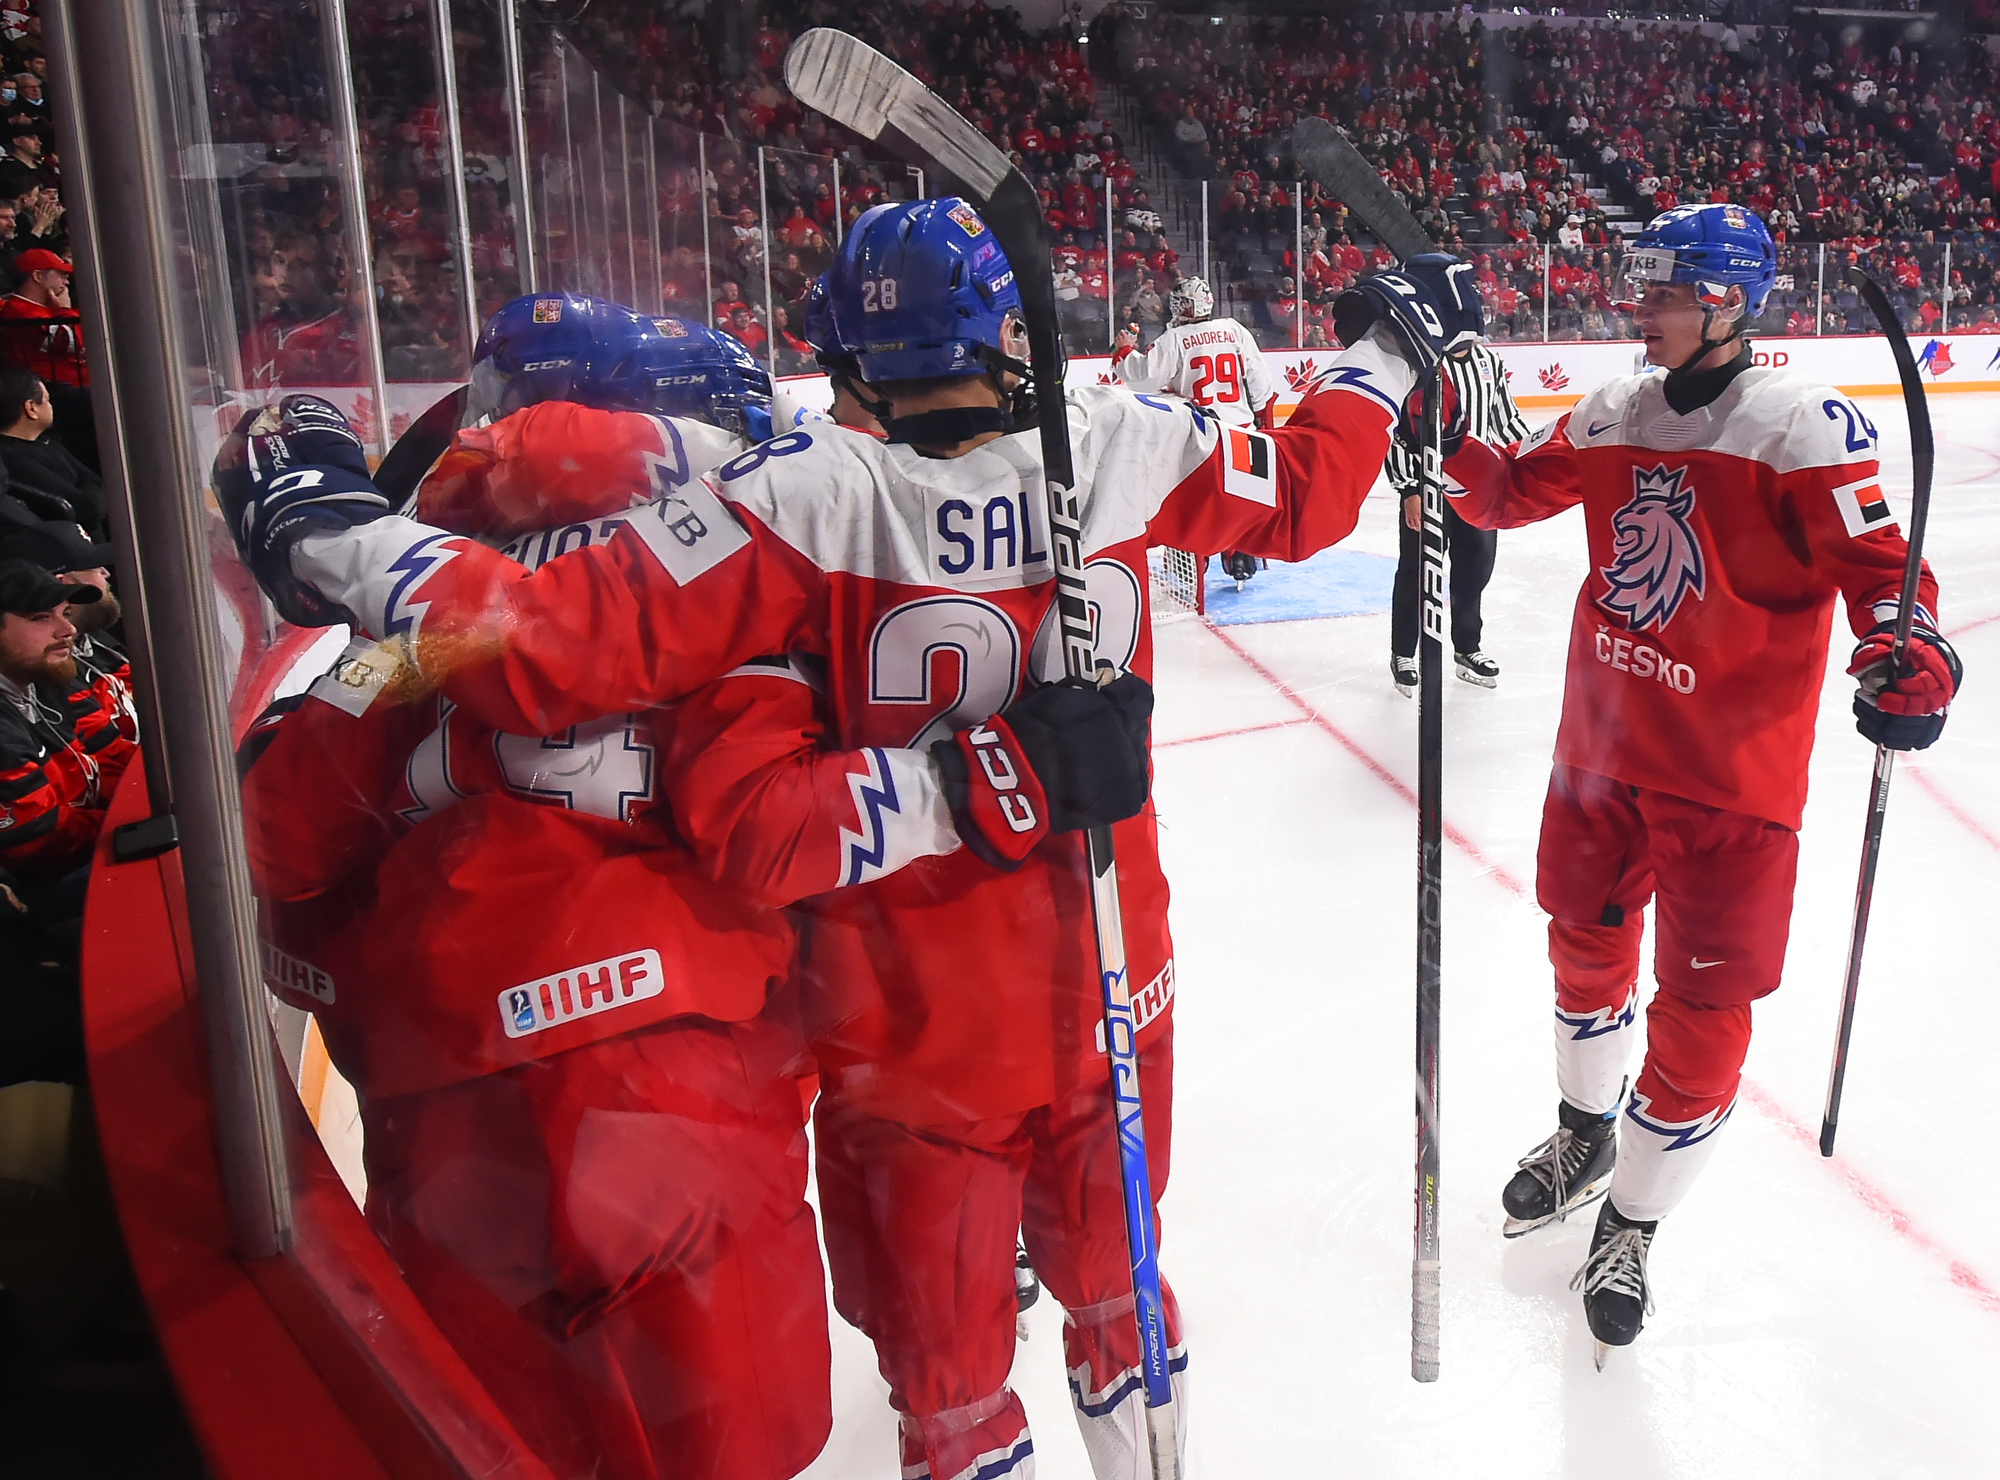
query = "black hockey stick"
(1820, 271, 1936, 1158)
(783, 31, 1182, 1477)
(1292, 117, 1434, 263)
(1295, 112, 1445, 1381)
(373, 385, 469, 509)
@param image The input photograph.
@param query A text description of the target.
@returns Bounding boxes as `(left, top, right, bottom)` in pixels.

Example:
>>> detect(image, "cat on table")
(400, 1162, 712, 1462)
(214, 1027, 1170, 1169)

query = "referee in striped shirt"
(1387, 339, 1529, 695)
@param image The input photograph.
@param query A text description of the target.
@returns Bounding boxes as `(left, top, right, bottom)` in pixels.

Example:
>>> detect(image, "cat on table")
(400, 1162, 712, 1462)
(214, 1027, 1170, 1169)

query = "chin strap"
(1666, 304, 1747, 378)
(884, 404, 1015, 448)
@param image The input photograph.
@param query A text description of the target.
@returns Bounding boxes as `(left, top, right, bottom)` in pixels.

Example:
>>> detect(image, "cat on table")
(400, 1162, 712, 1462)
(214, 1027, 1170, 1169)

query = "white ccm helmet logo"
(1596, 463, 1706, 633)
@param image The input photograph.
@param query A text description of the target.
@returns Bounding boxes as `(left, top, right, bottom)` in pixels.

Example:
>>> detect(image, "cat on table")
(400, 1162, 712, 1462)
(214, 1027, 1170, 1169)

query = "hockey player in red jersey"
(1440, 204, 1962, 1361)
(218, 197, 1477, 1478)
(238, 296, 977, 1480)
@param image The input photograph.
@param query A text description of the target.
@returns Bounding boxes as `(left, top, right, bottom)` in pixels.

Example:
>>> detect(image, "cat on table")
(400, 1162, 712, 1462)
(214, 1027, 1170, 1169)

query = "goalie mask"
(1169, 276, 1214, 324)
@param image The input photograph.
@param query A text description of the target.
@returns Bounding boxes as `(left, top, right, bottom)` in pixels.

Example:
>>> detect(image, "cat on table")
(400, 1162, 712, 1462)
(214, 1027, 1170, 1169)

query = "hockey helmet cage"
(1169, 276, 1214, 324)
(1622, 204, 1777, 319)
(828, 197, 1025, 383)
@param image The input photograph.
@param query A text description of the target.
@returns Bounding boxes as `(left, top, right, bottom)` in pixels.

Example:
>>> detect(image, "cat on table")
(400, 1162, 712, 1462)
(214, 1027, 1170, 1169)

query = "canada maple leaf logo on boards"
(1596, 464, 1707, 633)
(1284, 359, 1321, 391)
(1918, 339, 1954, 377)
(1538, 364, 1571, 391)
(1097, 371, 1116, 384)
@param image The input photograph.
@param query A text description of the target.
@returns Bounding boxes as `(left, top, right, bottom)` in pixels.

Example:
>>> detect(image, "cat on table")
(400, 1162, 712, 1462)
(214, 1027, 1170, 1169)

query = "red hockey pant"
(362, 1014, 831, 1480)
(1537, 764, 1794, 1136)
(815, 1026, 1178, 1472)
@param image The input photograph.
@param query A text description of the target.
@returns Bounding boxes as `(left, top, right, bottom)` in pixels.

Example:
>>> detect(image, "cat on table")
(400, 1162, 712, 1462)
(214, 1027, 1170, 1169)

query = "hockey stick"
(373, 385, 469, 508)
(1292, 117, 1435, 263)
(1294, 111, 1447, 1383)
(1820, 270, 1936, 1158)
(783, 31, 1182, 1476)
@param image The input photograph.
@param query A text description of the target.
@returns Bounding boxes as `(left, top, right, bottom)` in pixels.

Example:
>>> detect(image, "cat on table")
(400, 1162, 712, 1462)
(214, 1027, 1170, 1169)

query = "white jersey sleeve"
(1112, 325, 1189, 397)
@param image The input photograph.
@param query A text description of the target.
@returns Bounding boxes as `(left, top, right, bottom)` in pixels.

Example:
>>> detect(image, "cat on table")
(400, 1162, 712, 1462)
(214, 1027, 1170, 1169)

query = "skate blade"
(1454, 665, 1498, 689)
(1500, 1178, 1611, 1239)
(1594, 1340, 1611, 1372)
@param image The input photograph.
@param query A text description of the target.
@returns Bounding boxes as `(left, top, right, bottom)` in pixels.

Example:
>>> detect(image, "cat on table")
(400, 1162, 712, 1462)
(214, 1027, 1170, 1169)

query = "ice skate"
(1454, 649, 1499, 687)
(1014, 1239, 1040, 1312)
(1570, 1199, 1656, 1369)
(1502, 1098, 1618, 1237)
(1224, 550, 1258, 589)
(1391, 654, 1418, 697)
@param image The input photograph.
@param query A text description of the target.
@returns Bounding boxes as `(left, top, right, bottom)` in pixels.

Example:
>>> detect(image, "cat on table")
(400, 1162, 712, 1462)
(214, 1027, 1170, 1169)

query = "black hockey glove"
(932, 673, 1153, 871)
(213, 395, 392, 628)
(1334, 253, 1483, 374)
(1849, 619, 1963, 751)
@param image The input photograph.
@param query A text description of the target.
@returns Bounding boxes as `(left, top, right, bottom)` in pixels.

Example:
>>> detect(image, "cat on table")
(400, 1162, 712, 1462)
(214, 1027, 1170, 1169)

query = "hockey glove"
(213, 396, 392, 627)
(932, 673, 1154, 871)
(1849, 619, 1963, 751)
(1333, 253, 1483, 373)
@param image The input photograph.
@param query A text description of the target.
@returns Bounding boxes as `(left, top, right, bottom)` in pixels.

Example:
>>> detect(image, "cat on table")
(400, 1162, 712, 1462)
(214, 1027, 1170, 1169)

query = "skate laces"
(1516, 1125, 1594, 1211)
(1569, 1224, 1655, 1315)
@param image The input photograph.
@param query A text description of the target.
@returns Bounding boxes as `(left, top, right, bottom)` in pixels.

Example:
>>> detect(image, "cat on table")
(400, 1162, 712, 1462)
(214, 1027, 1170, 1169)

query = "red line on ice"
(1202, 623, 1530, 900)
(1735, 1082, 2000, 1317)
(1154, 717, 1307, 750)
(1203, 619, 2000, 1318)
(1904, 765, 2000, 856)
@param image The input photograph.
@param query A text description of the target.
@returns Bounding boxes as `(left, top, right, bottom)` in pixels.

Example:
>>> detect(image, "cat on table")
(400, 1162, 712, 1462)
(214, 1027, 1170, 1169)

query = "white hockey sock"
(1554, 980, 1640, 1116)
(1607, 1087, 1736, 1223)
(1064, 1294, 1189, 1480)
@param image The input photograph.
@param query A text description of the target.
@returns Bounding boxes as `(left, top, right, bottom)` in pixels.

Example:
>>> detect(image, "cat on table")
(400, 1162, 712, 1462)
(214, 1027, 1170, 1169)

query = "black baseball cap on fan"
(0, 520, 113, 575)
(0, 557, 101, 616)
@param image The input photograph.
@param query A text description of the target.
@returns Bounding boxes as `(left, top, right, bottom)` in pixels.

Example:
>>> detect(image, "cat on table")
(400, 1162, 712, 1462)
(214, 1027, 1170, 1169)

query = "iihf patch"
(533, 298, 564, 323)
(1222, 427, 1276, 506)
(1829, 473, 1898, 539)
(652, 317, 690, 337)
(948, 202, 986, 237)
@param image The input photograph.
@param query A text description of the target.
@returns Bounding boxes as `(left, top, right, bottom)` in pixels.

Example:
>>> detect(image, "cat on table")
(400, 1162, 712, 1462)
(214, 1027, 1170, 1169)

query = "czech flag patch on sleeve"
(1829, 473, 1897, 539)
(1222, 427, 1277, 506)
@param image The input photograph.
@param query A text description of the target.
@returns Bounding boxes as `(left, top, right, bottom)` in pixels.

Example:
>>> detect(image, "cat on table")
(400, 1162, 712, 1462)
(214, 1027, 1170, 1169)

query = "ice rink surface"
(802, 391, 2000, 1479)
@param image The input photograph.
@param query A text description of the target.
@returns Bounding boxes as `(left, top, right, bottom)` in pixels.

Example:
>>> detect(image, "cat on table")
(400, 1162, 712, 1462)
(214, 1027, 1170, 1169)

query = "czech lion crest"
(1596, 464, 1706, 632)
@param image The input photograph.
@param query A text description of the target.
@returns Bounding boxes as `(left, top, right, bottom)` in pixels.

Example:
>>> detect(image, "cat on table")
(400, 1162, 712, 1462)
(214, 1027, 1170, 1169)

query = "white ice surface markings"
(805, 395, 2000, 1478)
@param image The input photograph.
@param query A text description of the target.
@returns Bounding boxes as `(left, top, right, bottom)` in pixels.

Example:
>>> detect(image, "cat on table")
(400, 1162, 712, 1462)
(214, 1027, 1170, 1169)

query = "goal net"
(1148, 547, 1205, 619)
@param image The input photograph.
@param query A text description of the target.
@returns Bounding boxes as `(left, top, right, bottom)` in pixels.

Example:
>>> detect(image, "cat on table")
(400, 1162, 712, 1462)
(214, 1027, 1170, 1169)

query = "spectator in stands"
(0, 558, 135, 964)
(0, 368, 103, 539)
(240, 230, 363, 388)
(0, 518, 130, 746)
(714, 277, 749, 327)
(0, 245, 82, 387)
(0, 124, 48, 200)
(1125, 272, 1165, 347)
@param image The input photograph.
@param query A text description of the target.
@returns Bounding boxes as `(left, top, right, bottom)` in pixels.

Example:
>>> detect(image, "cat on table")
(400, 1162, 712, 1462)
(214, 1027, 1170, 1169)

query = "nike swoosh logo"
(1587, 420, 1619, 437)
(1690, 957, 1726, 970)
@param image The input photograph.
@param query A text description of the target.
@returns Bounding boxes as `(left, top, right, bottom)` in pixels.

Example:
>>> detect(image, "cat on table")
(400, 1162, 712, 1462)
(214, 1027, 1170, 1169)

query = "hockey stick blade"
(784, 29, 1006, 199)
(373, 384, 469, 510)
(1292, 117, 1434, 263)
(1821, 270, 1936, 1159)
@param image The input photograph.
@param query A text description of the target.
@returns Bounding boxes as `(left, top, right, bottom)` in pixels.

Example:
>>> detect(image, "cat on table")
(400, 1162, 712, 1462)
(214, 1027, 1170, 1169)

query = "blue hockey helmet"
(827, 197, 1025, 383)
(802, 271, 860, 379)
(640, 317, 775, 443)
(471, 292, 773, 440)
(1623, 203, 1777, 318)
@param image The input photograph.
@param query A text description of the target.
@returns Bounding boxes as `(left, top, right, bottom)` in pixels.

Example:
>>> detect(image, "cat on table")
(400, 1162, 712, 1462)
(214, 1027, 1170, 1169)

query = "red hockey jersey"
(286, 337, 1412, 1121)
(241, 407, 827, 1099)
(1445, 366, 1939, 829)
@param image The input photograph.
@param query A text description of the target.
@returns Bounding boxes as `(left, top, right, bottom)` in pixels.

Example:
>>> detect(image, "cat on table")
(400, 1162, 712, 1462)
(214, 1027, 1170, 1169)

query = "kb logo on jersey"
(1596, 464, 1706, 633)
